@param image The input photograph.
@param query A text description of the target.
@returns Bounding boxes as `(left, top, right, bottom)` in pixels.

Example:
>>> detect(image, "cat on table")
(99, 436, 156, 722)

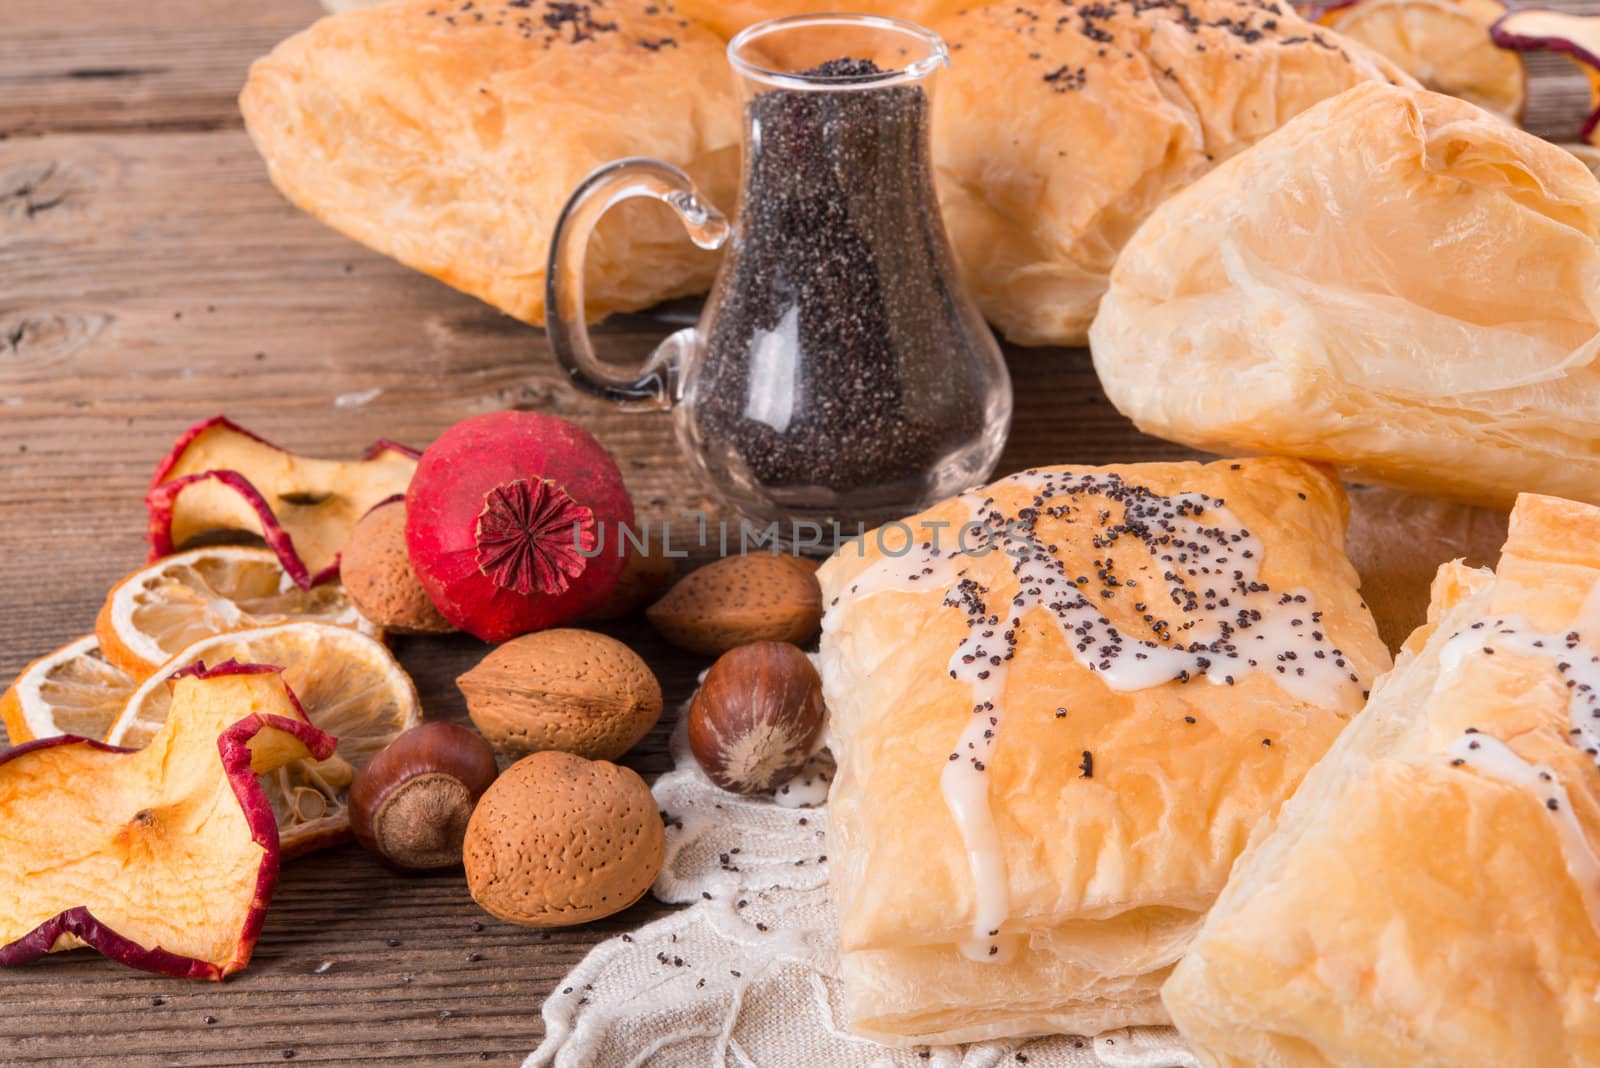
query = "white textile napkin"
(527, 717, 1197, 1068)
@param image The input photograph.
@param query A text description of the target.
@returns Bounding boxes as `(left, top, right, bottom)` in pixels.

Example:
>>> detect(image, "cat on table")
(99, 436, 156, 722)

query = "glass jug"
(547, 13, 1011, 539)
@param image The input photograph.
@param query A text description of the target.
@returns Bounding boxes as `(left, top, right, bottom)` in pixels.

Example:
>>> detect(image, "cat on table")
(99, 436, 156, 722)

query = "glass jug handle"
(545, 157, 731, 411)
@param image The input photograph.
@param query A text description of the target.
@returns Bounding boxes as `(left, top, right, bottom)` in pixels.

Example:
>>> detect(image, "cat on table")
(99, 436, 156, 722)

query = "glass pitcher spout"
(546, 13, 1012, 538)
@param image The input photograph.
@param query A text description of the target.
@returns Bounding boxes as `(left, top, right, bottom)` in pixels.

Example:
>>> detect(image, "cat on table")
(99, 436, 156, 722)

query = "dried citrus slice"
(106, 622, 422, 856)
(0, 636, 136, 745)
(95, 546, 379, 680)
(1322, 0, 1526, 123)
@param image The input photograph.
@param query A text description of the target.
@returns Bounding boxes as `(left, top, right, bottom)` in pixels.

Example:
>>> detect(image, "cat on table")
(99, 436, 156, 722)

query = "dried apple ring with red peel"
(146, 416, 420, 588)
(1492, 9, 1600, 143)
(0, 662, 337, 980)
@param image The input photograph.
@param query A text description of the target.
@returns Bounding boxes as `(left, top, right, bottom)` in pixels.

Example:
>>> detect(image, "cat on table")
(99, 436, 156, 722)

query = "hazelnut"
(457, 628, 662, 761)
(689, 641, 825, 794)
(463, 750, 664, 927)
(348, 722, 499, 871)
(647, 555, 823, 656)
(341, 497, 455, 635)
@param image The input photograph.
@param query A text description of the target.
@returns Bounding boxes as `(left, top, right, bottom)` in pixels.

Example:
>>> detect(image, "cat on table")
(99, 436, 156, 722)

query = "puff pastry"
(1164, 492, 1600, 1066)
(816, 457, 1390, 1045)
(240, 0, 741, 325)
(928, 0, 1405, 346)
(1091, 81, 1600, 509)
(673, 0, 971, 40)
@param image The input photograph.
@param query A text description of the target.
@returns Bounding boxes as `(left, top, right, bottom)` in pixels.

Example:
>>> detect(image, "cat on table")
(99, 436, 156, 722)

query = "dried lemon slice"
(1322, 0, 1527, 123)
(106, 622, 422, 856)
(0, 635, 136, 744)
(96, 546, 378, 680)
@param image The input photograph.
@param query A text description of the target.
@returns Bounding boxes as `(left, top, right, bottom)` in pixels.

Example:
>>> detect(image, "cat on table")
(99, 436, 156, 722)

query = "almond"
(645, 554, 823, 656)
(463, 751, 663, 928)
(456, 628, 662, 761)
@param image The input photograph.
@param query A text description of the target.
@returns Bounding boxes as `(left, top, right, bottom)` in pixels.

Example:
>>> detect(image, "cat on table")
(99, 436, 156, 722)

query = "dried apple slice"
(0, 662, 336, 979)
(1321, 0, 1526, 122)
(146, 416, 420, 588)
(106, 622, 423, 857)
(0, 636, 135, 745)
(1492, 9, 1600, 143)
(95, 546, 379, 681)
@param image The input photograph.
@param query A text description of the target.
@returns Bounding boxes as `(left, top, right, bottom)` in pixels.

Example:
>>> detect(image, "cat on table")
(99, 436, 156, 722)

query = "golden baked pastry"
(674, 0, 971, 40)
(928, 0, 1404, 346)
(240, 0, 741, 325)
(1091, 82, 1600, 509)
(816, 457, 1391, 1045)
(1568, 142, 1600, 180)
(1165, 492, 1600, 1066)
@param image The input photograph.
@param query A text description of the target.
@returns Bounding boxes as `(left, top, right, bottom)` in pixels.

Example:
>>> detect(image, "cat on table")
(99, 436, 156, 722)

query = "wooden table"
(1, 2, 1593, 1063)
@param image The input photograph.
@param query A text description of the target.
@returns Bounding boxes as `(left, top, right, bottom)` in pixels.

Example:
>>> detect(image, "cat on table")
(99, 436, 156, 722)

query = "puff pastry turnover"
(928, 0, 1404, 346)
(240, 0, 741, 325)
(673, 0, 971, 40)
(1164, 492, 1600, 1066)
(1091, 81, 1600, 509)
(816, 458, 1390, 1045)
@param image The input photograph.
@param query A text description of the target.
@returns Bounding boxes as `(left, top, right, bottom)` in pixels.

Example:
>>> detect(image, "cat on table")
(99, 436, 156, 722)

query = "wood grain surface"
(0, 0, 1593, 1062)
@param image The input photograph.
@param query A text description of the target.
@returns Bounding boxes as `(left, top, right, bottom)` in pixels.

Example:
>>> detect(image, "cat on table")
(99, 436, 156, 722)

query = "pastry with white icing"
(1165, 491, 1600, 1067)
(815, 457, 1391, 1045)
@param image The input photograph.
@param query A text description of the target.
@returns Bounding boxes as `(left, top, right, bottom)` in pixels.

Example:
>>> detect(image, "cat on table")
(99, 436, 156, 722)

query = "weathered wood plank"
(0, 128, 1167, 674)
(0, 123, 1155, 1063)
(0, 1, 323, 136)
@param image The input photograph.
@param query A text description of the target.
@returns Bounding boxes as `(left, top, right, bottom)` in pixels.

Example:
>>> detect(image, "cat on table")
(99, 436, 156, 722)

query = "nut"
(456, 628, 663, 761)
(646, 555, 823, 656)
(348, 722, 499, 871)
(341, 497, 455, 635)
(463, 750, 664, 927)
(689, 642, 825, 794)
(582, 536, 676, 621)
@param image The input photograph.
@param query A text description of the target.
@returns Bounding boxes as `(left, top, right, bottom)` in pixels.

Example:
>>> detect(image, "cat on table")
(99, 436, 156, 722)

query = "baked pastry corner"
(1165, 491, 1600, 1067)
(240, 0, 741, 326)
(817, 457, 1389, 1045)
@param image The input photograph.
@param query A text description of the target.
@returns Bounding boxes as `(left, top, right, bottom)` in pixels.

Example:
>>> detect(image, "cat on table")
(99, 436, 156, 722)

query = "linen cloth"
(527, 710, 1196, 1068)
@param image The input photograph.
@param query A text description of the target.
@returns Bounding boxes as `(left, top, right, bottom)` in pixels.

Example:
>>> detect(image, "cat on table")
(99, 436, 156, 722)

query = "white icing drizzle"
(833, 470, 1364, 962)
(1446, 733, 1600, 927)
(1439, 617, 1600, 767)
(1438, 605, 1600, 931)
